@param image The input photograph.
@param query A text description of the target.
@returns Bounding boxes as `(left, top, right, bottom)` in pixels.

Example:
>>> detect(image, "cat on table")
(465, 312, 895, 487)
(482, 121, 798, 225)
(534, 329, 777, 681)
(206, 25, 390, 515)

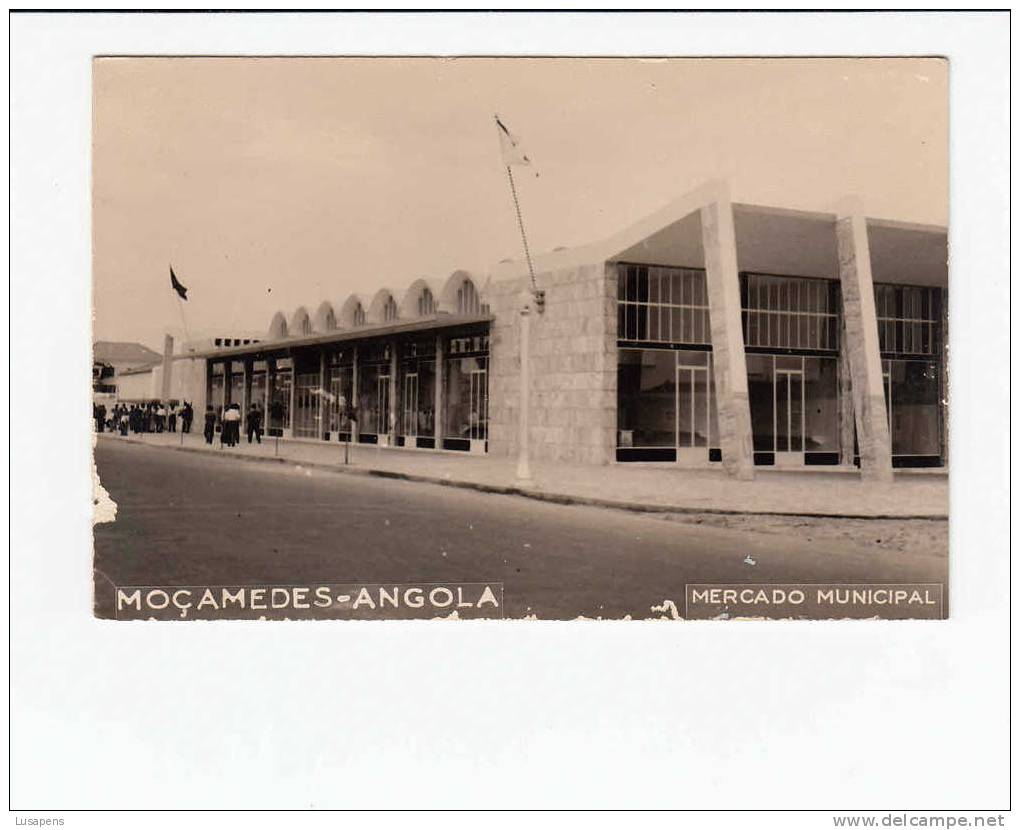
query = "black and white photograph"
(9, 9, 1010, 820)
(91, 55, 950, 622)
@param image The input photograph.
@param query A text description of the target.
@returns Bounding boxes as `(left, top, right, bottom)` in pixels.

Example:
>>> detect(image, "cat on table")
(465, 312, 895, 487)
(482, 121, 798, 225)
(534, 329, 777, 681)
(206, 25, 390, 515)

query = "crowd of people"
(93, 400, 194, 436)
(204, 403, 264, 447)
(95, 399, 267, 449)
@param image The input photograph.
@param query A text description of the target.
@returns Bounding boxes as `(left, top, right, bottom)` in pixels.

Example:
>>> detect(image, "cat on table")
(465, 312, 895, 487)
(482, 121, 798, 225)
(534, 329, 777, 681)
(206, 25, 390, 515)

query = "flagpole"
(505, 164, 537, 291)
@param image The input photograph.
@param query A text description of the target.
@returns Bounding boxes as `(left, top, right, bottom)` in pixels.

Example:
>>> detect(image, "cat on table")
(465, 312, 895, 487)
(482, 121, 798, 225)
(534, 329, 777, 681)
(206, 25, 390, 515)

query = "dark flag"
(170, 265, 188, 301)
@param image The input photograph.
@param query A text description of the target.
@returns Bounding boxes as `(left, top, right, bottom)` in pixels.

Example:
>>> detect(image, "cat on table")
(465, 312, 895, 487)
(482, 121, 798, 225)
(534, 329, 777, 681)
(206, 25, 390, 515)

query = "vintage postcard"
(91, 56, 949, 622)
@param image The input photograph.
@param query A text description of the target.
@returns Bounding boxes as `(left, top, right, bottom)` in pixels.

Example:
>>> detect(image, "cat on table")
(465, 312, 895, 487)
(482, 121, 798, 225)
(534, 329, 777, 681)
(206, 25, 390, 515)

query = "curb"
(97, 435, 948, 522)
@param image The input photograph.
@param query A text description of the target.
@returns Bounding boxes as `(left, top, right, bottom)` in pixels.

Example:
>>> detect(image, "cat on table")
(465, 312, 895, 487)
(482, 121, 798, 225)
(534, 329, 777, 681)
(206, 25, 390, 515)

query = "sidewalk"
(97, 431, 948, 519)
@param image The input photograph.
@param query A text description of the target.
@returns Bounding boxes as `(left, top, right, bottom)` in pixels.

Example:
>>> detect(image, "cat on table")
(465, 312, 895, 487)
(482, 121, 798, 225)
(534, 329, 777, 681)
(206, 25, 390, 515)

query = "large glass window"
(250, 364, 267, 414)
(617, 264, 710, 344)
(747, 354, 839, 459)
(885, 359, 941, 457)
(741, 273, 840, 351)
(874, 284, 940, 356)
(227, 361, 244, 408)
(268, 359, 292, 433)
(401, 361, 436, 439)
(803, 357, 839, 452)
(616, 349, 676, 448)
(292, 372, 320, 438)
(444, 356, 487, 441)
(209, 364, 224, 422)
(676, 350, 719, 449)
(327, 364, 353, 436)
(357, 363, 389, 437)
(746, 355, 774, 453)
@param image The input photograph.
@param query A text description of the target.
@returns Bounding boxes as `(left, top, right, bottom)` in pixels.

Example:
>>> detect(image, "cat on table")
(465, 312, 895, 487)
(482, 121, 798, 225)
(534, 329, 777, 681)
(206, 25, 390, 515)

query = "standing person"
(94, 402, 106, 433)
(181, 401, 193, 434)
(157, 402, 167, 433)
(226, 403, 242, 447)
(246, 403, 263, 444)
(119, 408, 129, 436)
(203, 405, 216, 445)
(168, 403, 177, 433)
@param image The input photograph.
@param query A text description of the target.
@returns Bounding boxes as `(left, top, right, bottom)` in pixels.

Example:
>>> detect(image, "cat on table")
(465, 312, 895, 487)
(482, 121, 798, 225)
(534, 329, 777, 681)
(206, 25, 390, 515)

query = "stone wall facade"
(488, 262, 617, 465)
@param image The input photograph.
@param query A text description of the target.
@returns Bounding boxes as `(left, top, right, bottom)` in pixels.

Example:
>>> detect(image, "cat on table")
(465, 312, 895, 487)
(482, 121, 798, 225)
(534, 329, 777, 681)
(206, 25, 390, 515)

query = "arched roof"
(439, 270, 488, 316)
(313, 301, 337, 332)
(398, 277, 445, 318)
(268, 311, 288, 339)
(289, 306, 312, 337)
(365, 288, 398, 324)
(337, 294, 366, 328)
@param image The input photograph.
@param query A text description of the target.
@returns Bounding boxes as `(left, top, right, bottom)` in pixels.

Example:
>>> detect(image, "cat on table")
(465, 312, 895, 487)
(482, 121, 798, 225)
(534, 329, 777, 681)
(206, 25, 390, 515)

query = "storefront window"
(887, 360, 940, 457)
(327, 365, 353, 434)
(746, 354, 839, 458)
(746, 354, 774, 453)
(357, 363, 389, 437)
(803, 357, 839, 452)
(250, 362, 267, 414)
(444, 356, 487, 441)
(616, 349, 676, 448)
(209, 365, 224, 422)
(292, 372, 320, 438)
(401, 360, 436, 438)
(268, 361, 291, 432)
(228, 361, 244, 408)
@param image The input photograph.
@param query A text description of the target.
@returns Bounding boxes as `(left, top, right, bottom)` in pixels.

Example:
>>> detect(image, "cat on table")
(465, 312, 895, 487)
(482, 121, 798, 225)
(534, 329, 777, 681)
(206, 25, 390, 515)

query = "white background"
(6, 10, 1012, 821)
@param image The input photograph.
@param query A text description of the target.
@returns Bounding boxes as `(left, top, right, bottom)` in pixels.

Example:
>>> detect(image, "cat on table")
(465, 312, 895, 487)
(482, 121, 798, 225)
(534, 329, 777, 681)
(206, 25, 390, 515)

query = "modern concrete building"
(168, 181, 948, 479)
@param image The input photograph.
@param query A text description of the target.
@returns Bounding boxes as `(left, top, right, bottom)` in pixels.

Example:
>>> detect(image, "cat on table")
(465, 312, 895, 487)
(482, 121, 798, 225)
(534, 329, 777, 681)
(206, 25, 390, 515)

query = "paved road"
(93, 440, 947, 620)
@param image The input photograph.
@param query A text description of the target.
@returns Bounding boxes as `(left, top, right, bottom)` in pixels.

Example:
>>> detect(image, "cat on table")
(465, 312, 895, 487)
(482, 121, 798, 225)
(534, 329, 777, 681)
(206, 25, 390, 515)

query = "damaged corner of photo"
(90, 55, 949, 623)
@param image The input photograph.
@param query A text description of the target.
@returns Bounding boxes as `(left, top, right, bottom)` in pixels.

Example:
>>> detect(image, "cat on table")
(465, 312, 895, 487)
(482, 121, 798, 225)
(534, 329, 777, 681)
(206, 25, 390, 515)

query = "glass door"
(468, 368, 488, 444)
(676, 364, 711, 461)
(328, 367, 352, 439)
(774, 368, 805, 466)
(293, 373, 320, 438)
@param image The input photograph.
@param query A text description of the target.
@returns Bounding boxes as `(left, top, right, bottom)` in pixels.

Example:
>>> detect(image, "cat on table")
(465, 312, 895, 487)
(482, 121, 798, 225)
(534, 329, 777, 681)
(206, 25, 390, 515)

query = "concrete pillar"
(838, 319, 856, 466)
(700, 199, 755, 480)
(264, 357, 273, 417)
(434, 334, 445, 447)
(835, 209, 893, 482)
(319, 349, 328, 440)
(161, 334, 174, 403)
(223, 361, 232, 406)
(287, 356, 295, 438)
(242, 358, 252, 417)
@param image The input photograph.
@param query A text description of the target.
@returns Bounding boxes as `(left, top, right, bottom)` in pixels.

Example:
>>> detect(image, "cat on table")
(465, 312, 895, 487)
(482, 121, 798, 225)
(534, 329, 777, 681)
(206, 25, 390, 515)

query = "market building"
(164, 181, 948, 481)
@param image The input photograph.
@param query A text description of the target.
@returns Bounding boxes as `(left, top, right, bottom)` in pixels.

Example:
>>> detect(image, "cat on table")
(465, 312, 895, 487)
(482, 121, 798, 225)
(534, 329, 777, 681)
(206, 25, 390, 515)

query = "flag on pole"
(170, 265, 188, 301)
(495, 115, 531, 168)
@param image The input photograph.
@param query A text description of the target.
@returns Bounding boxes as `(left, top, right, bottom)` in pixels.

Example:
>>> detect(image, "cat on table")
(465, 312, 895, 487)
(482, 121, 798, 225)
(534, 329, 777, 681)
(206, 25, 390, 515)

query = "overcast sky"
(92, 57, 947, 351)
